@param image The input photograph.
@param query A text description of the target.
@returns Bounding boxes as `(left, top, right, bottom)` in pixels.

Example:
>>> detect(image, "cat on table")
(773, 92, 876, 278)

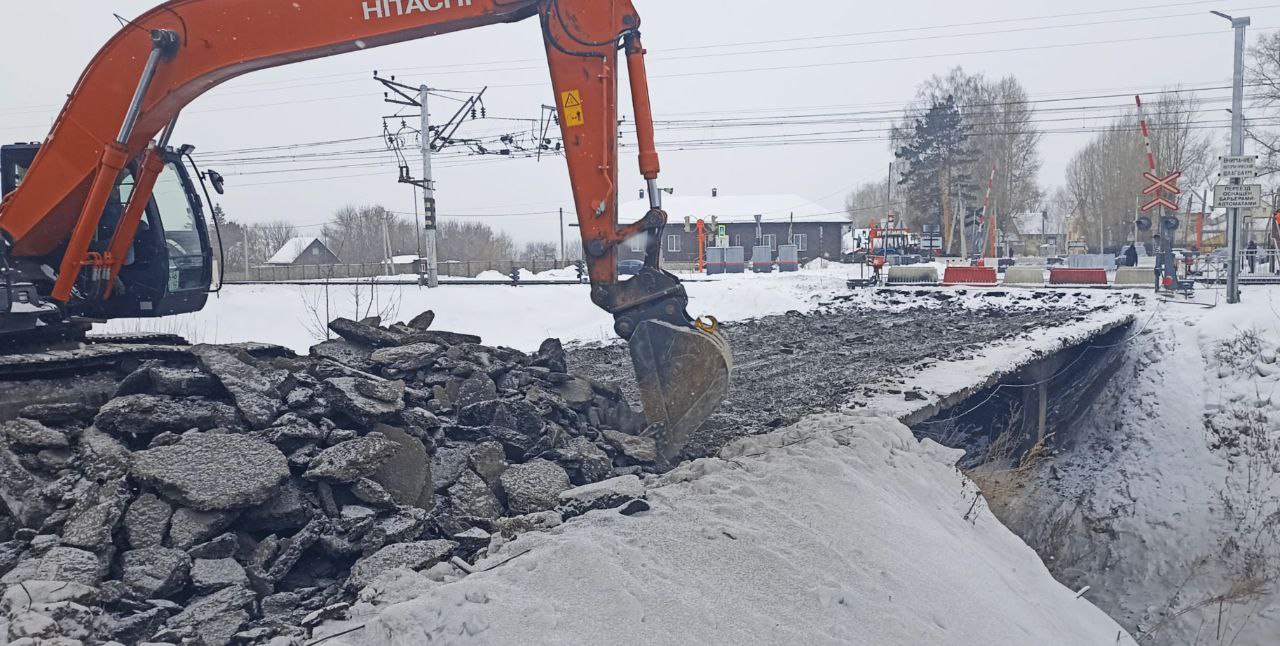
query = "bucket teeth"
(628, 319, 732, 462)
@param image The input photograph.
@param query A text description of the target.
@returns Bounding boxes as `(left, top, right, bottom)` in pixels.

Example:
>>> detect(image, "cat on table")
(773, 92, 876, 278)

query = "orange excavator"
(0, 0, 730, 459)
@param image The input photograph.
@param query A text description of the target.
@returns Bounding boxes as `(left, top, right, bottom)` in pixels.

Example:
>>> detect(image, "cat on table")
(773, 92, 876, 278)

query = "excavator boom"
(0, 0, 730, 460)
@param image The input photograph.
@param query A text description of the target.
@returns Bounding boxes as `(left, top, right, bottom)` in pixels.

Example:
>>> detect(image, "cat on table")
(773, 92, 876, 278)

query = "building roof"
(267, 237, 326, 265)
(619, 194, 845, 225)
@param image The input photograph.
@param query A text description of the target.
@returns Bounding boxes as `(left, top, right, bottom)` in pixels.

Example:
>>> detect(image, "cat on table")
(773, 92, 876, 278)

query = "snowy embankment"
(999, 286, 1280, 645)
(99, 266, 863, 353)
(861, 292, 1140, 424)
(323, 414, 1134, 646)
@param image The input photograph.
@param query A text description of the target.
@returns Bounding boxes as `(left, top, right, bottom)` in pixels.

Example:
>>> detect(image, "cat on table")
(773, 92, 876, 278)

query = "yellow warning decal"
(561, 89, 585, 127)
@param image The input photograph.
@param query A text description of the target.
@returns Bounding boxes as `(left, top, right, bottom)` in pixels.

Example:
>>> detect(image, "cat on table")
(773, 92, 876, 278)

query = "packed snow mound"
(997, 288, 1280, 644)
(324, 414, 1134, 645)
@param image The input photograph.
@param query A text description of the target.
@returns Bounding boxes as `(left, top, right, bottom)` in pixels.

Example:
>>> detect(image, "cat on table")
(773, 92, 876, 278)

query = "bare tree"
(892, 68, 1043, 251)
(321, 205, 415, 264)
(436, 221, 516, 261)
(844, 180, 893, 228)
(522, 241, 558, 261)
(257, 220, 299, 258)
(1247, 32, 1280, 180)
(1063, 89, 1213, 253)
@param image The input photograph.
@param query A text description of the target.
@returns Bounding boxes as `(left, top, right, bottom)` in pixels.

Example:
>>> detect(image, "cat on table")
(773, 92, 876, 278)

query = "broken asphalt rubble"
(0, 313, 658, 645)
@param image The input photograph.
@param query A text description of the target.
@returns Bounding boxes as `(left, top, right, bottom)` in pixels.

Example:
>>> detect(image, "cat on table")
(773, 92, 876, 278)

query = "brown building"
(617, 193, 848, 266)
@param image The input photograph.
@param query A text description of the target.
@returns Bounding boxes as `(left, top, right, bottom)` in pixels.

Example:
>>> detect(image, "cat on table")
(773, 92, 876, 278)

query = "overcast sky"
(1, 1, 1274, 248)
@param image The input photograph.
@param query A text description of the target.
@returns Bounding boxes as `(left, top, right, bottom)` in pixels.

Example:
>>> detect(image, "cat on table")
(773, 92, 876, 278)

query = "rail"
(221, 259, 578, 283)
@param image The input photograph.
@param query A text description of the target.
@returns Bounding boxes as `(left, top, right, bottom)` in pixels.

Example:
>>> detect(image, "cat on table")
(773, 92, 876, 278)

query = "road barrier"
(1049, 267, 1109, 286)
(942, 266, 998, 286)
(1113, 267, 1155, 288)
(705, 247, 726, 275)
(725, 247, 746, 273)
(778, 245, 799, 272)
(886, 266, 939, 286)
(1003, 266, 1046, 286)
(751, 246, 774, 273)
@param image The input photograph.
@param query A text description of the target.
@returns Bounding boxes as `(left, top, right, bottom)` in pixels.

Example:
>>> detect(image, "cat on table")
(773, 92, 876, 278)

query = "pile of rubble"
(0, 312, 660, 645)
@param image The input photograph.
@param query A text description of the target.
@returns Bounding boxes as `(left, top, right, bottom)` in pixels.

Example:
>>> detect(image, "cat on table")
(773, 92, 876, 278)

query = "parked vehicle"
(618, 259, 645, 276)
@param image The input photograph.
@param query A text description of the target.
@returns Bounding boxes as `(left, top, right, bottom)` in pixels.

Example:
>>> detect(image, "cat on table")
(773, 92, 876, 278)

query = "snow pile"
(998, 286, 1280, 644)
(320, 414, 1134, 645)
(826, 285, 1136, 317)
(534, 266, 582, 280)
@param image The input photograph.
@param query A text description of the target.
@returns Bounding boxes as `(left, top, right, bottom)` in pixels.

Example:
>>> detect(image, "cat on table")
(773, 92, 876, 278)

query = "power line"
(0, 0, 1244, 116)
(5, 14, 1276, 121)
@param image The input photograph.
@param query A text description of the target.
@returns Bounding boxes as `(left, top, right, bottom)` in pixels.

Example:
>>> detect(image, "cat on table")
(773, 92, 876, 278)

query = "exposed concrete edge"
(852, 308, 1138, 426)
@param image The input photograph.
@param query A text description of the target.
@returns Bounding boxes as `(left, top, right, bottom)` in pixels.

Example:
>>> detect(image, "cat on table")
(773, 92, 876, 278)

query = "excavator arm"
(0, 0, 729, 460)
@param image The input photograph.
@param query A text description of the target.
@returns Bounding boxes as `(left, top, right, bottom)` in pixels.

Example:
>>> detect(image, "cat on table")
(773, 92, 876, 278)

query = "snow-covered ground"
(101, 262, 1131, 355)
(997, 285, 1280, 645)
(97, 264, 868, 353)
(322, 415, 1135, 646)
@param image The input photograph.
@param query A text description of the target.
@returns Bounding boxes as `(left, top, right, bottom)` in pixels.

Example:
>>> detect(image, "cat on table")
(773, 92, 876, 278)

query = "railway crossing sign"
(1140, 170, 1181, 213)
(1140, 195, 1178, 213)
(1141, 171, 1181, 196)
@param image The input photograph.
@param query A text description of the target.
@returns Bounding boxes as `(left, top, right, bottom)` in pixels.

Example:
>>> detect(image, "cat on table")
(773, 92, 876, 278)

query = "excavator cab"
(0, 142, 213, 332)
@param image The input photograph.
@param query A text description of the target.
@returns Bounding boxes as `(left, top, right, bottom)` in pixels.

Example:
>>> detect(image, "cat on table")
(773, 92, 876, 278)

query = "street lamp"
(1212, 10, 1250, 303)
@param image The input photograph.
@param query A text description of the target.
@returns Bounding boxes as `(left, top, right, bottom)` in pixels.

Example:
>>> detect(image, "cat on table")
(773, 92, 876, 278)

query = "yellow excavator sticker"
(562, 90, 585, 127)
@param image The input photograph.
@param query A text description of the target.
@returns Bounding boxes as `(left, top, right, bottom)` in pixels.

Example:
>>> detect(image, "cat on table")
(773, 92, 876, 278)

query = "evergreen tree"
(894, 96, 978, 254)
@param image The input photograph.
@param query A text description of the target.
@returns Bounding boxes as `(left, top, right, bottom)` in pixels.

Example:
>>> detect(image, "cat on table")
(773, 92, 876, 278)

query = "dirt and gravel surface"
(568, 288, 1131, 460)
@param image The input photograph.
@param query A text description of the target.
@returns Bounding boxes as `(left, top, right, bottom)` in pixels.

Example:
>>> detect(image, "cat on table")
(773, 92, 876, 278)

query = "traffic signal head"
(1161, 215, 1180, 231)
(1135, 215, 1152, 232)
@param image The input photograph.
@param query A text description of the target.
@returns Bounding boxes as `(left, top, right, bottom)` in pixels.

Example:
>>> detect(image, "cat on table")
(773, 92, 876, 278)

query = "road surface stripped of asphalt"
(567, 288, 1130, 460)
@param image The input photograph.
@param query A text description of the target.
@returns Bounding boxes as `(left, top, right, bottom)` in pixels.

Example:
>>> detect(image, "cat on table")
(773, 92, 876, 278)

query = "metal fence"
(220, 259, 731, 283)
(224, 259, 579, 283)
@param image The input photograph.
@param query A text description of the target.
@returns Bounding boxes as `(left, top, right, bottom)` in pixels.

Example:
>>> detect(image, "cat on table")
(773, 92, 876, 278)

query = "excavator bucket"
(629, 319, 733, 462)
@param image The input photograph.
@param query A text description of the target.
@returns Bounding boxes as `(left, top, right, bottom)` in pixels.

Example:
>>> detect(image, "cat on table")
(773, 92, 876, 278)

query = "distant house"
(617, 193, 848, 265)
(1011, 211, 1066, 256)
(266, 237, 340, 266)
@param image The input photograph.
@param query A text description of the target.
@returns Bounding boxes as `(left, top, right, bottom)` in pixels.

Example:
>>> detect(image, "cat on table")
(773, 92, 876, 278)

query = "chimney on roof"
(712, 188, 718, 197)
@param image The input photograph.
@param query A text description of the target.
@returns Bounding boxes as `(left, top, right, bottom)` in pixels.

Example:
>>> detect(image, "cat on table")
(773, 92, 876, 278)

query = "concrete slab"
(1113, 267, 1156, 288)
(1003, 267, 1045, 286)
(886, 266, 939, 286)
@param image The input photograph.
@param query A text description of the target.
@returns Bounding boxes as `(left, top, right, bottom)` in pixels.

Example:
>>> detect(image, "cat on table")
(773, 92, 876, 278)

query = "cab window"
(152, 163, 205, 292)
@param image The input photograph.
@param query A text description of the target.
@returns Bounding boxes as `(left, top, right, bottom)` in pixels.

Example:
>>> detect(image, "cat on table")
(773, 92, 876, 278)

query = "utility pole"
(885, 162, 893, 218)
(559, 207, 566, 262)
(419, 85, 440, 288)
(376, 73, 485, 289)
(1215, 10, 1250, 303)
(1133, 195, 1141, 249)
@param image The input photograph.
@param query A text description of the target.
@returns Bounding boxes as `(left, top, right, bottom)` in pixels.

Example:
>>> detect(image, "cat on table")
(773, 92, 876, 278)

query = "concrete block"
(1002, 266, 1045, 286)
(885, 266, 939, 285)
(942, 266, 997, 286)
(1113, 267, 1156, 287)
(1049, 267, 1108, 286)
